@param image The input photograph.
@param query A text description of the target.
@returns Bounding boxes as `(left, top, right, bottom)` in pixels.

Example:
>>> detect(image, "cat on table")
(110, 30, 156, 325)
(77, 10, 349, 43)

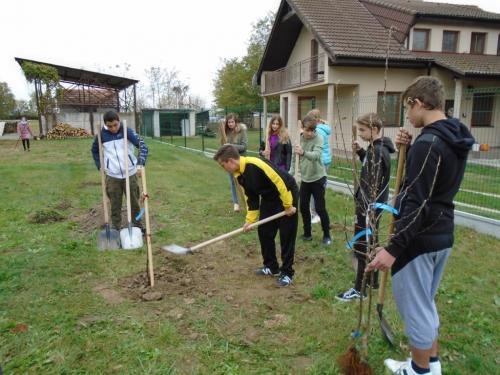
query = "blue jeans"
(229, 173, 238, 204)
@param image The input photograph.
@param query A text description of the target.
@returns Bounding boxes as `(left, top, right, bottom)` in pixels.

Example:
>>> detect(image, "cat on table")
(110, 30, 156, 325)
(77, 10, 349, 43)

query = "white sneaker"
(335, 288, 365, 302)
(429, 360, 442, 375)
(311, 214, 321, 224)
(384, 359, 431, 375)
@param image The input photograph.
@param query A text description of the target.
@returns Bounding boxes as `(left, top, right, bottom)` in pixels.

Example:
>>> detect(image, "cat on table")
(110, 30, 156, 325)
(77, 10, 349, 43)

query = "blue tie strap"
(135, 208, 145, 221)
(372, 202, 399, 215)
(346, 228, 372, 250)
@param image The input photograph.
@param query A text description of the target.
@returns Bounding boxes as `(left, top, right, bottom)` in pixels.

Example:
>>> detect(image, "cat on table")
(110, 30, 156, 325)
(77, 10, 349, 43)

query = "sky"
(0, 0, 281, 107)
(0, 0, 498, 107)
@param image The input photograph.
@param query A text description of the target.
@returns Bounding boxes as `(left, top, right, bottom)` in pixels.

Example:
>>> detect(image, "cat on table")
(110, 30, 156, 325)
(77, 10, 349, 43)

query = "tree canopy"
(0, 82, 16, 119)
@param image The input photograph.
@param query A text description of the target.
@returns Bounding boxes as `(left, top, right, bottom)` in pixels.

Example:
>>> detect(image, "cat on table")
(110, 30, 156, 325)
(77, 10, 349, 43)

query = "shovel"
(163, 210, 291, 255)
(377, 143, 406, 346)
(120, 120, 144, 250)
(96, 126, 120, 250)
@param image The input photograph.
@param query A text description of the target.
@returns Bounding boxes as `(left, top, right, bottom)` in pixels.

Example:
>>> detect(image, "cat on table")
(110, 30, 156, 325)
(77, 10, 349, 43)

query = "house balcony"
(262, 53, 326, 95)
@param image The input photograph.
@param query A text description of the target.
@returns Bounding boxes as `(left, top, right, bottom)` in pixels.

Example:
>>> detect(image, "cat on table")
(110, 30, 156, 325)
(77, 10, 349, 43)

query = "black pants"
(22, 139, 30, 150)
(299, 176, 330, 238)
(353, 211, 380, 291)
(257, 186, 298, 277)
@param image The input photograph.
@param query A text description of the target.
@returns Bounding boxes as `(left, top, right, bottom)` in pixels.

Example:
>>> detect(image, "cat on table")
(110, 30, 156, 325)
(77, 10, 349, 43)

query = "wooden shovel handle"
(96, 127, 110, 224)
(190, 210, 289, 252)
(123, 120, 133, 225)
(264, 121, 271, 160)
(141, 167, 154, 287)
(378, 143, 406, 304)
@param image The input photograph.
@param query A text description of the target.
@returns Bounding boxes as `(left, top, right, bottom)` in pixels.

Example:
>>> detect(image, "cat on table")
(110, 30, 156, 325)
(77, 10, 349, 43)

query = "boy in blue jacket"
(366, 77, 474, 375)
(91, 111, 148, 230)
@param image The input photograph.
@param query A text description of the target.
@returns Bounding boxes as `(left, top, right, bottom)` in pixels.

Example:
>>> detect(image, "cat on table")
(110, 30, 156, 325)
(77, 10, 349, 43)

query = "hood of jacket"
(373, 136, 396, 154)
(423, 118, 474, 159)
(316, 123, 331, 137)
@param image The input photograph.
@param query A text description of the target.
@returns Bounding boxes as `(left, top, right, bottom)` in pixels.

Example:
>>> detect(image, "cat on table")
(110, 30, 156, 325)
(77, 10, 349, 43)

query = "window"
(377, 92, 401, 127)
(445, 99, 455, 118)
(412, 29, 430, 51)
(310, 39, 319, 80)
(470, 32, 486, 54)
(471, 93, 494, 127)
(442, 31, 459, 52)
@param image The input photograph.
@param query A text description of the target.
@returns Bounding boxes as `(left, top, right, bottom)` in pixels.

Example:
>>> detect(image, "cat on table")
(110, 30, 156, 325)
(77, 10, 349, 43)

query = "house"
(256, 0, 500, 149)
(141, 108, 197, 138)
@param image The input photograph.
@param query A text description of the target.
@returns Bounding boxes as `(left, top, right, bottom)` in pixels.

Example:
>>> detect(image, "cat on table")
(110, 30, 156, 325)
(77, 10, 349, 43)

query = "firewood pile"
(47, 123, 92, 140)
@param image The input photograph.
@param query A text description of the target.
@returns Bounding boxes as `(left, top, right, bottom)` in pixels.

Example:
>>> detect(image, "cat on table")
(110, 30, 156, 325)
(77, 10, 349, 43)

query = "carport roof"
(15, 57, 138, 90)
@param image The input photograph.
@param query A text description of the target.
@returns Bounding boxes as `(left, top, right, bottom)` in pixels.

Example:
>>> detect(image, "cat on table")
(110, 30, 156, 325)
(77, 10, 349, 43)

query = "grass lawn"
(0, 138, 498, 374)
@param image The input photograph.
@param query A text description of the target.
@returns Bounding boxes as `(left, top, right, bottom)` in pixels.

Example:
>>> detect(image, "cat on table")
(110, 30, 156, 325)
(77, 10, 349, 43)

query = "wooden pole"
(141, 167, 155, 287)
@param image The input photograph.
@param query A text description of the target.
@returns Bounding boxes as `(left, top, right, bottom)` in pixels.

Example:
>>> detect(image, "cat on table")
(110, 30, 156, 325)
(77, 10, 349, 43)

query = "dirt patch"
(72, 205, 160, 235)
(330, 222, 349, 232)
(118, 238, 311, 318)
(54, 199, 72, 210)
(93, 285, 125, 304)
(28, 209, 65, 224)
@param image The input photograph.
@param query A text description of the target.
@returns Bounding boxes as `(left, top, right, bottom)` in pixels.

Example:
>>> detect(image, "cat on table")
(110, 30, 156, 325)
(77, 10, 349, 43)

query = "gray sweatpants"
(392, 248, 451, 350)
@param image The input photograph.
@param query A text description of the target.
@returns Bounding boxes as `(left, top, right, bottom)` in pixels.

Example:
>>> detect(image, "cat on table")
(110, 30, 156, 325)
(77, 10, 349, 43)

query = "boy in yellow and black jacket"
(214, 144, 298, 287)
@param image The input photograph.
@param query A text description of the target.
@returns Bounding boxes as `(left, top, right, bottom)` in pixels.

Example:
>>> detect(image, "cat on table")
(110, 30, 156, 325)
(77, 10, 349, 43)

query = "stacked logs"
(47, 123, 92, 140)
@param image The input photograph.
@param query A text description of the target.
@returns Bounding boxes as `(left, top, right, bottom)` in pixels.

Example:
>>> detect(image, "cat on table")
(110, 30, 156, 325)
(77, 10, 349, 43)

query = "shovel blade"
(377, 303, 395, 346)
(120, 227, 143, 250)
(97, 229, 121, 250)
(162, 244, 191, 255)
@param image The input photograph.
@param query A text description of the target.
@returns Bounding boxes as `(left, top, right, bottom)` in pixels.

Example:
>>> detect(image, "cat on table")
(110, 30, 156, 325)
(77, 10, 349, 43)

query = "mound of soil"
(28, 209, 65, 224)
(118, 239, 311, 308)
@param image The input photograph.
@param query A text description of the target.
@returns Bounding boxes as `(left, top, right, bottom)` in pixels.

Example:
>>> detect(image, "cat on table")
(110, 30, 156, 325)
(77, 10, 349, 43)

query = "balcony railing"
(263, 53, 326, 95)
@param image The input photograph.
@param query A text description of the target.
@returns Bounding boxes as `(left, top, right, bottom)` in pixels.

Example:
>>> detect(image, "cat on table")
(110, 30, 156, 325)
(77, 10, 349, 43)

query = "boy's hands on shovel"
(136, 165, 143, 177)
(242, 207, 296, 232)
(395, 128, 412, 149)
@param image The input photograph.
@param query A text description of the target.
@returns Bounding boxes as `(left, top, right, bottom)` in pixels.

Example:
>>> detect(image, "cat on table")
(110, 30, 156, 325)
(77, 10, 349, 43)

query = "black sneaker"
(300, 235, 312, 241)
(335, 288, 365, 302)
(255, 267, 280, 276)
(277, 274, 293, 287)
(322, 236, 332, 246)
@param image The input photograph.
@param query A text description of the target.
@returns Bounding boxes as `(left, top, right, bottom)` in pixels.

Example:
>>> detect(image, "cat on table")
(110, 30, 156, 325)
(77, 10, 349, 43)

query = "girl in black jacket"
(259, 115, 292, 172)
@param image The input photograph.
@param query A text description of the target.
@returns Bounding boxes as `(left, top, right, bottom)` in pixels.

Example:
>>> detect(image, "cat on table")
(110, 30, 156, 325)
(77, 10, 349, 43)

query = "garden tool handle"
(141, 167, 154, 287)
(352, 125, 358, 192)
(264, 121, 271, 160)
(378, 143, 406, 304)
(96, 127, 110, 224)
(190, 211, 289, 252)
(123, 120, 133, 225)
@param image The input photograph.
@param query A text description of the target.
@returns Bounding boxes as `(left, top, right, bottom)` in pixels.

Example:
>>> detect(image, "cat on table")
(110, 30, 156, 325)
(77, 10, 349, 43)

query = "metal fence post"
(184, 114, 187, 148)
(201, 118, 205, 152)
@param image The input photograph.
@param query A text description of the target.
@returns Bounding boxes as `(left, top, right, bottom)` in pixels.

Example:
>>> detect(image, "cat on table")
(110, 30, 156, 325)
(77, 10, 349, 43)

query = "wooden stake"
(141, 167, 155, 287)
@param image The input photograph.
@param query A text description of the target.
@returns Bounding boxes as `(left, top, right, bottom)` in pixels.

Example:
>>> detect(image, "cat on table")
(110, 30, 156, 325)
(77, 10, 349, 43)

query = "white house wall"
(287, 26, 326, 66)
(330, 66, 426, 97)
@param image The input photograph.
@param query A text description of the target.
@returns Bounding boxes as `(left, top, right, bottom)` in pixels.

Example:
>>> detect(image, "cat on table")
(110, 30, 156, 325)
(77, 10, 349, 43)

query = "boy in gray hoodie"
(290, 115, 331, 245)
